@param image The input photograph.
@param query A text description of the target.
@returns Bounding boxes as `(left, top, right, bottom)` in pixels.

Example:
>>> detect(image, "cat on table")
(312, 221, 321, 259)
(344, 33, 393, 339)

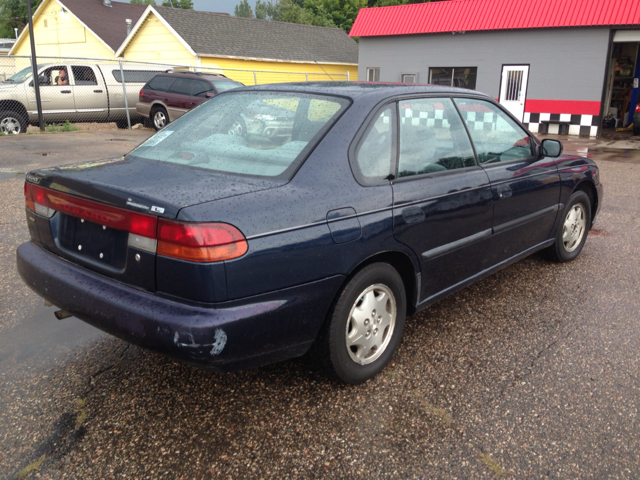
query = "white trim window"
(401, 73, 417, 84)
(367, 67, 380, 82)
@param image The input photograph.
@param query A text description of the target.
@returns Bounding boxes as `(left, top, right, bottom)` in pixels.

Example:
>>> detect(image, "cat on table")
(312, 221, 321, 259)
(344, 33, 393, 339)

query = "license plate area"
(58, 213, 128, 269)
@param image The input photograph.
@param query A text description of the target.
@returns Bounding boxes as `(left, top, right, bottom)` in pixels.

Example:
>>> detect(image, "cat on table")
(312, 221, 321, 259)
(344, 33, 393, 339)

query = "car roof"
(235, 81, 493, 102)
(157, 71, 237, 82)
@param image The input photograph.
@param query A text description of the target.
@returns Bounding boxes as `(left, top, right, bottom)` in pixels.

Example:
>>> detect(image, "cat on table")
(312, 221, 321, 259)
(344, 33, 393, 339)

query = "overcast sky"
(114, 0, 250, 16)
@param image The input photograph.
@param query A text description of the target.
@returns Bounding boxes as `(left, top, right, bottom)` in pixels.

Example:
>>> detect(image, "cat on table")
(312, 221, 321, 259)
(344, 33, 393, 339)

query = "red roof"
(349, 0, 640, 37)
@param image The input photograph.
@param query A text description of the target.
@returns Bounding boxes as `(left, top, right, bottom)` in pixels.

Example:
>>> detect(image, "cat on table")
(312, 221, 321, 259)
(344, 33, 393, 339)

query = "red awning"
(350, 0, 640, 37)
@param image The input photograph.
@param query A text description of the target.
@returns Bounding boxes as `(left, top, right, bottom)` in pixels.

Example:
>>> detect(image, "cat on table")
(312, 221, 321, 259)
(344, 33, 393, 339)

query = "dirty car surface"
(17, 83, 603, 384)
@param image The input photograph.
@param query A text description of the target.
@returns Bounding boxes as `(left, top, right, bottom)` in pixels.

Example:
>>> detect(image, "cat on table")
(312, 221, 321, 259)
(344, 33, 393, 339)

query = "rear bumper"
(17, 242, 344, 371)
(135, 102, 151, 118)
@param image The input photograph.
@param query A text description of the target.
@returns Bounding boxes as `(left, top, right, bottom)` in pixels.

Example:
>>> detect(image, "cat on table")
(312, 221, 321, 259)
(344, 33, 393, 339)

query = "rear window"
(212, 80, 243, 93)
(146, 75, 175, 92)
(130, 91, 350, 179)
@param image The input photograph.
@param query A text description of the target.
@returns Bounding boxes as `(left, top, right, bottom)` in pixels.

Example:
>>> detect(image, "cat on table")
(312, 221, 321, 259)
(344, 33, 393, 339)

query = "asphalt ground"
(0, 130, 638, 479)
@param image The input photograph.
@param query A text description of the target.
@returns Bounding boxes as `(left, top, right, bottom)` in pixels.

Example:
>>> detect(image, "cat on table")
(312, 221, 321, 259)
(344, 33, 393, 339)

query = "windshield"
(212, 81, 243, 93)
(129, 91, 350, 179)
(3, 65, 39, 84)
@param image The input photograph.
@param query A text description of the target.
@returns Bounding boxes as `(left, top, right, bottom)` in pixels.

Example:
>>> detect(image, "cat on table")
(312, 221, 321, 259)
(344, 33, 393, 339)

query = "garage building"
(350, 0, 640, 136)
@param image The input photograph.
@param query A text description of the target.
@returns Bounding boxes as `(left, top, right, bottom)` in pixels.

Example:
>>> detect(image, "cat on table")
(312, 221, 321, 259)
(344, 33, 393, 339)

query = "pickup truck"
(0, 62, 166, 134)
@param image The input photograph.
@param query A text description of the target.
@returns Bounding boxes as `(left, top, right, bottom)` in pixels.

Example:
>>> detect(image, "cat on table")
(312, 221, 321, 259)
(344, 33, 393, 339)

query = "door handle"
(497, 185, 512, 199)
(402, 207, 425, 224)
(61, 90, 71, 94)
(93, 89, 103, 93)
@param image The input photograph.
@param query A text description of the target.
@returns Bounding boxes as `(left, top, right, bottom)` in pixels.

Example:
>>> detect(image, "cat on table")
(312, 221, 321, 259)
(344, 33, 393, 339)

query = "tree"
(161, 0, 194, 8)
(234, 0, 252, 17)
(0, 0, 44, 38)
(130, 0, 157, 5)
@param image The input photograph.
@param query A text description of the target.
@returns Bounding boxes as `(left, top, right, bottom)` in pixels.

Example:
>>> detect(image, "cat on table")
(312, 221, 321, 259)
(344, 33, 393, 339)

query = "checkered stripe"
(523, 113, 600, 137)
(401, 108, 502, 131)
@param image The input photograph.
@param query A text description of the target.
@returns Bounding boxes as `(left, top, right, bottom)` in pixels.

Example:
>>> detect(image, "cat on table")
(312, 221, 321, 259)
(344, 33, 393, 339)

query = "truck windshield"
(3, 66, 40, 84)
(129, 91, 350, 180)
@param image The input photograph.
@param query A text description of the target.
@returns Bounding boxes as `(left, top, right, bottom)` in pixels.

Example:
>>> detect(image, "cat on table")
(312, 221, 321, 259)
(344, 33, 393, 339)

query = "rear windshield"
(129, 91, 350, 179)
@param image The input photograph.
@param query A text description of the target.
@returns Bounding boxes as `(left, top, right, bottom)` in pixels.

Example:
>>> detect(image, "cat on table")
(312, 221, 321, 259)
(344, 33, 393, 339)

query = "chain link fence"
(0, 55, 350, 134)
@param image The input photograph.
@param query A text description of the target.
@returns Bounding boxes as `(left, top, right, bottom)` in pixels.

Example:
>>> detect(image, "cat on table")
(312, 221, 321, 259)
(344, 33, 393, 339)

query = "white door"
(499, 65, 529, 122)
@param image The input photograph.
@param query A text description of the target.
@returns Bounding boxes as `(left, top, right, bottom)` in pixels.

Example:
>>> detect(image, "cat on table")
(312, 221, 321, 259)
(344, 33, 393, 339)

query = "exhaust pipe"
(54, 310, 73, 320)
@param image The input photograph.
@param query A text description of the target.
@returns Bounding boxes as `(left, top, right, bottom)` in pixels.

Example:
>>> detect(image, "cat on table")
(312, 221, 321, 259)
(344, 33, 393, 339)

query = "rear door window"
(398, 98, 477, 178)
(71, 66, 98, 85)
(169, 78, 193, 96)
(147, 76, 176, 92)
(355, 106, 394, 181)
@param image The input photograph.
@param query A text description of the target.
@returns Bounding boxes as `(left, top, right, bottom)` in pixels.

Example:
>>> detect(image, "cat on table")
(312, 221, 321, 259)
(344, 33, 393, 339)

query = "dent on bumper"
(17, 242, 344, 371)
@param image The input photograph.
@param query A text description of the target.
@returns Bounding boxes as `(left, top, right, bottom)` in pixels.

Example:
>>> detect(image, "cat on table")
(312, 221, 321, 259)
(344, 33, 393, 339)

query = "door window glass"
(355, 106, 394, 180)
(193, 80, 214, 97)
(453, 98, 532, 163)
(398, 98, 476, 178)
(147, 75, 176, 92)
(71, 66, 97, 85)
(40, 66, 67, 86)
(169, 78, 193, 96)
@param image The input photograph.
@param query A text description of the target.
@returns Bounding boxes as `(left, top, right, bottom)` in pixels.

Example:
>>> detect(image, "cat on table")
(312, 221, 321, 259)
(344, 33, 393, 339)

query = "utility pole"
(27, 0, 45, 131)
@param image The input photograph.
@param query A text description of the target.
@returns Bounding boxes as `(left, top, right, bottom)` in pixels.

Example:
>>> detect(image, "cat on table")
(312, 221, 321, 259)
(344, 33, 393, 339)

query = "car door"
(165, 77, 193, 121)
(27, 65, 75, 122)
(390, 97, 494, 303)
(453, 97, 561, 264)
(70, 65, 108, 122)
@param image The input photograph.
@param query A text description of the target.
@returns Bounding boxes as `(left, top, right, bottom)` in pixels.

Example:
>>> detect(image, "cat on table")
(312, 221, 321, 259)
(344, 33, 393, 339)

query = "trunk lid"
(26, 157, 283, 295)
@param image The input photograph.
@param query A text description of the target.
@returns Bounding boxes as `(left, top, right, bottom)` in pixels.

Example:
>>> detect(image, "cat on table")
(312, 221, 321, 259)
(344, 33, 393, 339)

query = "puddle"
(0, 303, 104, 369)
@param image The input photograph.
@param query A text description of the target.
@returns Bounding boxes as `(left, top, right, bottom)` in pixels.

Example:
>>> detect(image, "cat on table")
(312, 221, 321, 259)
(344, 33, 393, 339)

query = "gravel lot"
(0, 130, 638, 479)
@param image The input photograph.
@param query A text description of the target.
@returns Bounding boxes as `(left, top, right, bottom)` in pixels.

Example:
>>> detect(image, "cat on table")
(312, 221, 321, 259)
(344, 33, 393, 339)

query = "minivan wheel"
(316, 263, 406, 384)
(0, 111, 27, 134)
(152, 107, 169, 131)
(545, 190, 591, 263)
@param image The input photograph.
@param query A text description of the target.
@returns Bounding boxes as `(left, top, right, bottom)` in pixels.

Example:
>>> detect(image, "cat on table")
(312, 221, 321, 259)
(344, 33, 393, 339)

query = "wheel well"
(346, 251, 419, 315)
(0, 100, 28, 117)
(574, 180, 597, 224)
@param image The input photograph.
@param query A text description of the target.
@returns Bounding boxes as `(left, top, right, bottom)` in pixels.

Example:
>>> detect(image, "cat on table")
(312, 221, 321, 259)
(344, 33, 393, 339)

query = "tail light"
(139, 89, 145, 97)
(23, 183, 248, 262)
(636, 104, 640, 113)
(157, 220, 248, 262)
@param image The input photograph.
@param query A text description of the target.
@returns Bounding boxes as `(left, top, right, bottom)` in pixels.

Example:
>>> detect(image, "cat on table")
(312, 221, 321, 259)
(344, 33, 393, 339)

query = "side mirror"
(541, 139, 562, 157)
(205, 92, 214, 98)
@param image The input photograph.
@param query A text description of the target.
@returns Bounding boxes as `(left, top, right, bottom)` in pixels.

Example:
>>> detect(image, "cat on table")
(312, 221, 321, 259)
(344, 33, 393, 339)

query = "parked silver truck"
(0, 62, 167, 134)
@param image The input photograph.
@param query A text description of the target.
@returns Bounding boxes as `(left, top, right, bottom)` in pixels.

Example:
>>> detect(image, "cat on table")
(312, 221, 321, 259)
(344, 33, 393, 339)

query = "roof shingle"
(59, 0, 146, 51)
(151, 5, 358, 64)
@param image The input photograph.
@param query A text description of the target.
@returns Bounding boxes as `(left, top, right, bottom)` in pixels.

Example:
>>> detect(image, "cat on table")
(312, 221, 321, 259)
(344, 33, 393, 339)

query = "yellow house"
(117, 5, 358, 85)
(9, 0, 145, 59)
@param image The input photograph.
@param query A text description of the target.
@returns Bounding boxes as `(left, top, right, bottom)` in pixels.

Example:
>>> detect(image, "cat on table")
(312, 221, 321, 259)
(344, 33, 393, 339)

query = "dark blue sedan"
(17, 83, 603, 384)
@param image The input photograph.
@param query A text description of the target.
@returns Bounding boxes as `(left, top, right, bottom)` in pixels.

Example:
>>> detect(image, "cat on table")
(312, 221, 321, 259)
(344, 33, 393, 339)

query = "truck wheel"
(151, 107, 169, 131)
(0, 111, 28, 134)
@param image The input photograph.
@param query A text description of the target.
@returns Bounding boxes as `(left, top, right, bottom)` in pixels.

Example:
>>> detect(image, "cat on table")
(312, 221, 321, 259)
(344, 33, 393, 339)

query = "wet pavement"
(0, 130, 639, 479)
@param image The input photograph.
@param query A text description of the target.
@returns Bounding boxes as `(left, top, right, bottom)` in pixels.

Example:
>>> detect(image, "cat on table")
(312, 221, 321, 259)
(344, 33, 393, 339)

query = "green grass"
(76, 398, 88, 428)
(16, 455, 47, 479)
(45, 120, 80, 133)
(479, 452, 506, 478)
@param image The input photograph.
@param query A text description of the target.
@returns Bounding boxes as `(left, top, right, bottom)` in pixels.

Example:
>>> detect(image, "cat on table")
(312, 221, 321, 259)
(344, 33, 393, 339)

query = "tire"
(545, 190, 591, 263)
(0, 110, 28, 134)
(316, 263, 406, 384)
(151, 106, 169, 131)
